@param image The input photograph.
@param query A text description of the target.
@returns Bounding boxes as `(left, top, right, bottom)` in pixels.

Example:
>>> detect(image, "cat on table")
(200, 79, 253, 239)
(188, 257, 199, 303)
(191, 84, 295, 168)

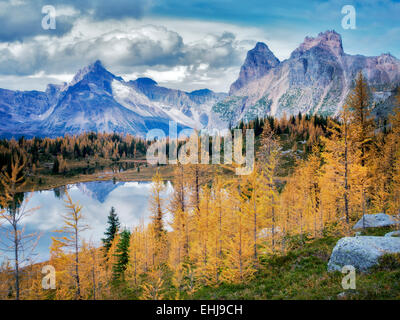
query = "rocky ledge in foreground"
(327, 236, 400, 272)
(353, 213, 400, 230)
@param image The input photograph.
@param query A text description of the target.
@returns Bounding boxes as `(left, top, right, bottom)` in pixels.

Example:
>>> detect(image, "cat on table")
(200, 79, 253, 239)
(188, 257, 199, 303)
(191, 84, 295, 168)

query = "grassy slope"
(191, 227, 400, 300)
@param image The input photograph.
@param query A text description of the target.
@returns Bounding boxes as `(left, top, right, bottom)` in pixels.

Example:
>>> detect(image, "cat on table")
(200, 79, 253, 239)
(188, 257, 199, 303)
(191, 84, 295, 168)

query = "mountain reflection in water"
(12, 180, 172, 262)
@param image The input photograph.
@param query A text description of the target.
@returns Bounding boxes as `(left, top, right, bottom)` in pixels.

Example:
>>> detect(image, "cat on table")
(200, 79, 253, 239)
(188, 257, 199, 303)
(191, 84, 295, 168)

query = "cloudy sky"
(0, 0, 399, 92)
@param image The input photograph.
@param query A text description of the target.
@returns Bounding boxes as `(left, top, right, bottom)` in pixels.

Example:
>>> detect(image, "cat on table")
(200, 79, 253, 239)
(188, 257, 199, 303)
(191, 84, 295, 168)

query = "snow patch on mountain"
(0, 60, 226, 138)
(112, 80, 156, 117)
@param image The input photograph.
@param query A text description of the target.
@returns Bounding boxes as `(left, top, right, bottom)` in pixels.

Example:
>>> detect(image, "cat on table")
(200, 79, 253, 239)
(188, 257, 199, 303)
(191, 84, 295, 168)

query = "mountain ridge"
(0, 61, 226, 138)
(220, 30, 400, 124)
(1, 30, 400, 138)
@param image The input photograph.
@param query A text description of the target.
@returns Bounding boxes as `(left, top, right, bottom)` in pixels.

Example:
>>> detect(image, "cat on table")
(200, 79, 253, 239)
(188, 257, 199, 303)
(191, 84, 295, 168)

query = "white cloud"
(27, 71, 74, 83)
(144, 66, 188, 82)
(0, 15, 310, 92)
(56, 5, 81, 17)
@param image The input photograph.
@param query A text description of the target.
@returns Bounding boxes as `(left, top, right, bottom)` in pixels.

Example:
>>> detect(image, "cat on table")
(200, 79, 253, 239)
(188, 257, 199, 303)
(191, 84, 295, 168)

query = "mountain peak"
(223, 29, 400, 122)
(86, 60, 112, 75)
(229, 42, 280, 94)
(69, 60, 119, 87)
(378, 53, 399, 63)
(293, 30, 344, 57)
(254, 42, 269, 51)
(250, 42, 277, 58)
(93, 59, 103, 67)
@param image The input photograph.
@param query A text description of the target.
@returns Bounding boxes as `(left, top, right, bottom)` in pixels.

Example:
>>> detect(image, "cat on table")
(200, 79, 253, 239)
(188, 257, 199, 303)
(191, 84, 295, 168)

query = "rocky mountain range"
(0, 60, 226, 138)
(215, 30, 400, 124)
(0, 30, 399, 138)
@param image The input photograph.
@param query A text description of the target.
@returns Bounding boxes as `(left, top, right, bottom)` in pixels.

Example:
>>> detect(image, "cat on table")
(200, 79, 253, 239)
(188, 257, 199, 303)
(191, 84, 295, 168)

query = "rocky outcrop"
(291, 30, 344, 58)
(327, 236, 400, 272)
(229, 42, 280, 95)
(353, 213, 400, 230)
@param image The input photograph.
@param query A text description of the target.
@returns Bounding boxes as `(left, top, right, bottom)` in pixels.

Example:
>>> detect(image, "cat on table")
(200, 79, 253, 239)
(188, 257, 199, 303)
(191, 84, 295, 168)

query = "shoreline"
(21, 165, 176, 193)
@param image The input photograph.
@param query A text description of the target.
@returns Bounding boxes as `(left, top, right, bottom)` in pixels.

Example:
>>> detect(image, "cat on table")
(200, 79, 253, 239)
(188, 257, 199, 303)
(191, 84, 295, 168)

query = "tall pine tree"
(112, 229, 131, 282)
(102, 207, 120, 254)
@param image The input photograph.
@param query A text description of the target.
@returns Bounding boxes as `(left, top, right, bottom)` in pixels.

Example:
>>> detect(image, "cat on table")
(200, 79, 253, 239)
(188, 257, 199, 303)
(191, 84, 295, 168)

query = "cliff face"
(229, 42, 280, 95)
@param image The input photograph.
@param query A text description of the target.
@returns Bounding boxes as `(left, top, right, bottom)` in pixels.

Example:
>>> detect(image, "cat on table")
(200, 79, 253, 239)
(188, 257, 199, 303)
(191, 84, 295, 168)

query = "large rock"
(327, 236, 400, 272)
(353, 213, 400, 230)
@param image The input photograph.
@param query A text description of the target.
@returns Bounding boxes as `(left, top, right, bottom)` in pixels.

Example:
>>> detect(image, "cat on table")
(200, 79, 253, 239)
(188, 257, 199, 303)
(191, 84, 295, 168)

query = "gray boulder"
(353, 213, 400, 230)
(327, 236, 400, 272)
(385, 231, 400, 237)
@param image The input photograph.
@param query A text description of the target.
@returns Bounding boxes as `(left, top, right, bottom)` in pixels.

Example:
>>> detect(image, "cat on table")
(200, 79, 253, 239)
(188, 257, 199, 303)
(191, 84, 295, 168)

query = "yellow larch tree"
(148, 170, 168, 268)
(191, 185, 212, 283)
(79, 241, 105, 300)
(221, 179, 256, 284)
(206, 176, 228, 285)
(320, 107, 365, 234)
(376, 88, 400, 215)
(102, 232, 120, 298)
(0, 155, 40, 300)
(126, 224, 147, 287)
(53, 191, 88, 299)
(48, 236, 75, 299)
(168, 163, 190, 269)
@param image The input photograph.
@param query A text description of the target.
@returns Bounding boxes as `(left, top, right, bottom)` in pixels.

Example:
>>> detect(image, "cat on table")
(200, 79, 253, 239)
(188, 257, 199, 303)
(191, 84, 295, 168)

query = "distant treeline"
(0, 132, 150, 176)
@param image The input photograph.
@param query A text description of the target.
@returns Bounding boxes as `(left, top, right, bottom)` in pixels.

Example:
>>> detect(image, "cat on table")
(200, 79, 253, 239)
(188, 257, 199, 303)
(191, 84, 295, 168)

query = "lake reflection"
(21, 180, 173, 262)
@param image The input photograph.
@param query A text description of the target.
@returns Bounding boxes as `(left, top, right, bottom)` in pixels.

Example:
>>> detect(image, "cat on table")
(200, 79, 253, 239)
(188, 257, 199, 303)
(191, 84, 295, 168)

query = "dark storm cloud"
(0, 1, 75, 41)
(0, 0, 151, 42)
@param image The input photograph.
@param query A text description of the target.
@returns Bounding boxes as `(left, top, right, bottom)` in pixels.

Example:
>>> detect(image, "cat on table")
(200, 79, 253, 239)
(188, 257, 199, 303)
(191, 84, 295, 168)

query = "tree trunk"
(253, 196, 257, 262)
(344, 122, 350, 224)
(14, 223, 19, 300)
(75, 228, 81, 299)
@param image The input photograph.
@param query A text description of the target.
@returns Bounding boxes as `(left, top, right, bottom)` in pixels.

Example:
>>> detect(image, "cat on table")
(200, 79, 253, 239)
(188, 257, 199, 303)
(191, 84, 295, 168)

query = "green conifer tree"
(112, 229, 131, 282)
(102, 207, 120, 254)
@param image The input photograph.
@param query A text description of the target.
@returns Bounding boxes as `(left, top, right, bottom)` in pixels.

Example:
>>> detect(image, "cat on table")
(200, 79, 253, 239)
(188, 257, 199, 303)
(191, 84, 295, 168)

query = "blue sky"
(0, 0, 399, 92)
(150, 0, 400, 56)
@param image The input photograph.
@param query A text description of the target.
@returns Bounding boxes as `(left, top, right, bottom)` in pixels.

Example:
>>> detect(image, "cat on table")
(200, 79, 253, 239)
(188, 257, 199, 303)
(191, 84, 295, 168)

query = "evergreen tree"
(102, 207, 120, 254)
(52, 156, 59, 174)
(112, 229, 131, 282)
